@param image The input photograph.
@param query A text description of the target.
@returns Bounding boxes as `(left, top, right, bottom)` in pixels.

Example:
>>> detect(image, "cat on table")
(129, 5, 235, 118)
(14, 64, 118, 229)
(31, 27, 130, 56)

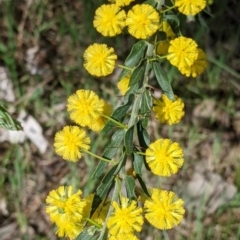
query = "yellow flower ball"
(67, 89, 104, 128)
(167, 36, 199, 70)
(146, 138, 184, 177)
(46, 186, 86, 239)
(144, 189, 185, 229)
(83, 43, 117, 77)
(93, 4, 126, 37)
(54, 126, 90, 162)
(107, 197, 143, 235)
(126, 4, 160, 39)
(175, 0, 206, 16)
(179, 48, 207, 77)
(153, 94, 185, 125)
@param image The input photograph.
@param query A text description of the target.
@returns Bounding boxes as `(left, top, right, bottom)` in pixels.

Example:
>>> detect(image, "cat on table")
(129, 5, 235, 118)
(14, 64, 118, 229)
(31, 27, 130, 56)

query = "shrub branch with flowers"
(45, 0, 208, 239)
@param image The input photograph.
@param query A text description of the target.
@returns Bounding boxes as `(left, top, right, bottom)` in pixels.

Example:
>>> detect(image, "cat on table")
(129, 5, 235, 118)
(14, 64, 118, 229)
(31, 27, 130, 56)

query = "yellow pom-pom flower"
(93, 4, 126, 37)
(144, 189, 185, 229)
(46, 186, 86, 239)
(67, 89, 104, 127)
(108, 0, 135, 7)
(89, 100, 113, 132)
(180, 48, 207, 77)
(145, 139, 184, 177)
(126, 4, 160, 39)
(107, 197, 143, 236)
(117, 74, 130, 95)
(153, 94, 184, 125)
(54, 126, 90, 162)
(167, 36, 198, 70)
(83, 43, 117, 77)
(175, 0, 206, 16)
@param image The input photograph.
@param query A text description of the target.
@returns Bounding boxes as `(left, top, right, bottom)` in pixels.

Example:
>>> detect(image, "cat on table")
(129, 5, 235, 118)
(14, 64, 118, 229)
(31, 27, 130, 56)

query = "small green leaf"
(140, 90, 153, 128)
(91, 129, 125, 179)
(125, 40, 147, 68)
(153, 62, 174, 100)
(124, 126, 134, 155)
(90, 158, 125, 216)
(76, 228, 99, 240)
(143, 0, 157, 7)
(137, 175, 151, 198)
(129, 62, 146, 87)
(125, 175, 137, 200)
(163, 13, 181, 36)
(0, 106, 22, 131)
(119, 40, 147, 80)
(101, 94, 134, 135)
(137, 121, 150, 149)
(133, 152, 144, 176)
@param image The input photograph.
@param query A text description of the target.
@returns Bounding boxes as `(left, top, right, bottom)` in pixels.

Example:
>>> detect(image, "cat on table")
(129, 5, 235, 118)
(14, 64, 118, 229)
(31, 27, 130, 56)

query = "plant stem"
(128, 43, 154, 127)
(83, 149, 112, 163)
(98, 181, 119, 240)
(85, 217, 102, 229)
(117, 64, 133, 71)
(101, 113, 128, 129)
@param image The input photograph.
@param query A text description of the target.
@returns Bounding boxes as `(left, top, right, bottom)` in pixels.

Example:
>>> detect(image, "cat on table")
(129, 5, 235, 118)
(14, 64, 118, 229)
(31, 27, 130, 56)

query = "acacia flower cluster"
(46, 1, 208, 239)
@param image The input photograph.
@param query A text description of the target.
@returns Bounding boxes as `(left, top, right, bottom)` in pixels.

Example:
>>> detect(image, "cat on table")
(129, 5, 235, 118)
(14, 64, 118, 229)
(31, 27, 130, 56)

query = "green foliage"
(0, 105, 22, 131)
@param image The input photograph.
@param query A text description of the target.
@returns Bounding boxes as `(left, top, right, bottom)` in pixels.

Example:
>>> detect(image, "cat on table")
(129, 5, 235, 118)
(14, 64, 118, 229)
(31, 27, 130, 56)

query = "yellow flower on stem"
(117, 74, 130, 95)
(107, 197, 143, 235)
(144, 189, 185, 229)
(153, 94, 184, 125)
(54, 126, 90, 162)
(67, 89, 104, 127)
(83, 43, 117, 77)
(93, 4, 126, 37)
(89, 100, 113, 132)
(145, 139, 184, 177)
(175, 0, 206, 16)
(46, 186, 86, 239)
(179, 48, 207, 77)
(167, 36, 198, 70)
(126, 4, 160, 39)
(108, 0, 135, 7)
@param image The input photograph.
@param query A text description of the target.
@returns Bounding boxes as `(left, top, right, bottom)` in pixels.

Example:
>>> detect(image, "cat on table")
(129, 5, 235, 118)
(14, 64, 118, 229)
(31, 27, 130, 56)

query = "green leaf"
(129, 62, 146, 87)
(137, 175, 151, 198)
(125, 175, 137, 200)
(163, 13, 181, 36)
(0, 106, 22, 131)
(137, 121, 150, 149)
(76, 227, 99, 240)
(91, 129, 125, 179)
(153, 62, 174, 100)
(124, 126, 134, 155)
(101, 94, 134, 135)
(119, 40, 147, 80)
(90, 158, 125, 216)
(140, 89, 153, 128)
(133, 152, 144, 176)
(143, 0, 157, 7)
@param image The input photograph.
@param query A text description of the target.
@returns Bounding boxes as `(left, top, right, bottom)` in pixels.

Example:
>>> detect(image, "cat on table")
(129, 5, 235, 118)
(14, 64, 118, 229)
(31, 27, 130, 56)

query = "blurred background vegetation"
(0, 0, 240, 239)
